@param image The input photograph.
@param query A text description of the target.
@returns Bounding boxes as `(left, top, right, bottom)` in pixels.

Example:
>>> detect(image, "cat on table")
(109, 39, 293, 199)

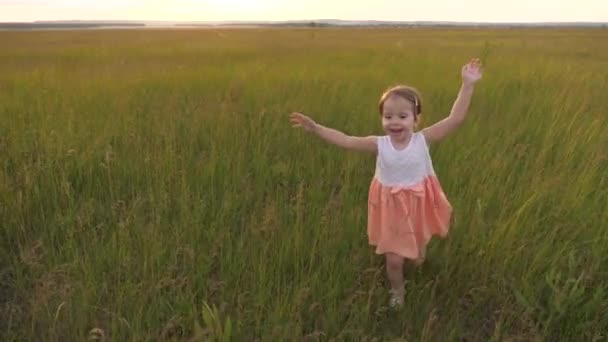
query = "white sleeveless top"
(374, 132, 437, 187)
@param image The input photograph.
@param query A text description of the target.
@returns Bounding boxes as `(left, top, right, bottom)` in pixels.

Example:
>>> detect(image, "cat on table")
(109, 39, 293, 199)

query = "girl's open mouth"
(389, 128, 404, 134)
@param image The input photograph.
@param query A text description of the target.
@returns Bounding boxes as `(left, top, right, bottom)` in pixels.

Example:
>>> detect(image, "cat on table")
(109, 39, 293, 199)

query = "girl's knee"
(385, 253, 404, 269)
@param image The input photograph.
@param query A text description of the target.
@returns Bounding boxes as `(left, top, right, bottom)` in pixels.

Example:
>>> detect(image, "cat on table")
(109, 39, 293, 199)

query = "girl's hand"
(462, 58, 483, 85)
(290, 112, 317, 133)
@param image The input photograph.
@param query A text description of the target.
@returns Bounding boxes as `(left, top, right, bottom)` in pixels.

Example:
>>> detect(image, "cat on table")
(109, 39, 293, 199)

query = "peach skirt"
(367, 176, 452, 260)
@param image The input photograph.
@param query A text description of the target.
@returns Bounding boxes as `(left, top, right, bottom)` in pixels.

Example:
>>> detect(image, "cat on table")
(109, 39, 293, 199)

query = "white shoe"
(389, 288, 404, 309)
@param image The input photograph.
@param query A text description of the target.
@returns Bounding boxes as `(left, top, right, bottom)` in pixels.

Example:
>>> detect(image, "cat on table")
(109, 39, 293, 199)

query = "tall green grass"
(1, 27, 607, 340)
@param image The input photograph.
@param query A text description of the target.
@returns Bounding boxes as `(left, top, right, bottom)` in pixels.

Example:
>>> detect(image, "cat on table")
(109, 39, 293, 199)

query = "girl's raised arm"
(422, 58, 483, 144)
(290, 112, 377, 153)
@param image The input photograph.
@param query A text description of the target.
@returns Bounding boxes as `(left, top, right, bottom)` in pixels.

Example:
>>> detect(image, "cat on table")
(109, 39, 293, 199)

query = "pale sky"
(1, 0, 606, 23)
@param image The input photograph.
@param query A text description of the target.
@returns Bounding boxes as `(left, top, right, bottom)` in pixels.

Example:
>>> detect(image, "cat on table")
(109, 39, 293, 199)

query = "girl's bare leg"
(385, 253, 405, 307)
(413, 246, 427, 266)
(385, 252, 404, 290)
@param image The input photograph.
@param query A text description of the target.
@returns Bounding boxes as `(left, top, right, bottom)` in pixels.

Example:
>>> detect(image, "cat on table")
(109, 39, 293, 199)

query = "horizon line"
(2, 19, 607, 24)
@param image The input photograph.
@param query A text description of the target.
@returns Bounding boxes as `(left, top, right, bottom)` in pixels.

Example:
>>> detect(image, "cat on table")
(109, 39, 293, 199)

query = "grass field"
(1, 27, 607, 341)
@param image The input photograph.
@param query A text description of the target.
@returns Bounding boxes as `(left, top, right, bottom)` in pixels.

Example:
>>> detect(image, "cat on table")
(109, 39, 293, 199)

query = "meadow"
(1, 27, 607, 341)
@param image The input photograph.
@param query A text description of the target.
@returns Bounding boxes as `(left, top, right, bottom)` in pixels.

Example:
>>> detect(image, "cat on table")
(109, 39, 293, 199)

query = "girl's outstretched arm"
(422, 58, 483, 144)
(290, 112, 377, 153)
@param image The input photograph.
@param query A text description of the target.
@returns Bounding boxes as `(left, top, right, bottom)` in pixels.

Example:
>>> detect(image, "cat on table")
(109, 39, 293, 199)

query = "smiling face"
(381, 94, 418, 141)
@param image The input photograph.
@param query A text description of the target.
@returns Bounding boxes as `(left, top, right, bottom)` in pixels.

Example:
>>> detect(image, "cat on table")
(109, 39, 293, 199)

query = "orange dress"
(368, 132, 452, 260)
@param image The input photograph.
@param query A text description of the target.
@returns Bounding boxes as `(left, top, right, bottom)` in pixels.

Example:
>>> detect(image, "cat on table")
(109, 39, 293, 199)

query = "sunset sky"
(1, 0, 606, 23)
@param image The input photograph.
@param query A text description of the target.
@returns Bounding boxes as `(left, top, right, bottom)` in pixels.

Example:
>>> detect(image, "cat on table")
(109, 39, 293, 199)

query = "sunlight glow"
(0, 0, 605, 22)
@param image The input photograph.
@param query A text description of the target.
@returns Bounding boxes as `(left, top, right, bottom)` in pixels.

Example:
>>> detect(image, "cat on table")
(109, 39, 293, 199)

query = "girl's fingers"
(468, 58, 480, 67)
(291, 112, 314, 128)
(291, 114, 307, 122)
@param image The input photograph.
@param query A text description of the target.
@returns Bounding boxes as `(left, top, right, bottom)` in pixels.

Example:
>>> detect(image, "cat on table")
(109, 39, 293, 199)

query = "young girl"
(290, 58, 483, 308)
